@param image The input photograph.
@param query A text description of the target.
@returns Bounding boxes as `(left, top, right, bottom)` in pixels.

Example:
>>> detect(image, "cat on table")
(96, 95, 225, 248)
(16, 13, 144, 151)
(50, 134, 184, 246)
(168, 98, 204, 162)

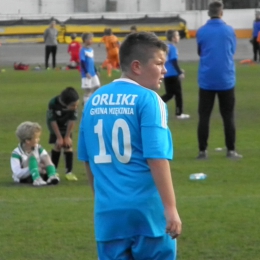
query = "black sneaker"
(226, 150, 243, 159)
(196, 151, 208, 160)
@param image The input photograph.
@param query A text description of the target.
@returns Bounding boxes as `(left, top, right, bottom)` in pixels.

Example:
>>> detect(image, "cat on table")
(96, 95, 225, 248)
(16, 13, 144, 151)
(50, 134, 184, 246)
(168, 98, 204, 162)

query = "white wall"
(117, 0, 138, 13)
(41, 0, 73, 14)
(0, 0, 74, 14)
(139, 0, 160, 12)
(117, 0, 160, 12)
(117, 0, 184, 13)
(0, 0, 256, 32)
(161, 0, 185, 12)
(88, 0, 106, 12)
(0, 0, 185, 14)
(182, 9, 255, 30)
(223, 9, 255, 30)
(0, 0, 38, 14)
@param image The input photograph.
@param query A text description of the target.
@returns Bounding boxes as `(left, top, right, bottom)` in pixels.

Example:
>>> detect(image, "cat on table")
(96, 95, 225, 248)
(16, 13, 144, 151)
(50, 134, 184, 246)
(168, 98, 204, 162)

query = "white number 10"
(94, 119, 132, 164)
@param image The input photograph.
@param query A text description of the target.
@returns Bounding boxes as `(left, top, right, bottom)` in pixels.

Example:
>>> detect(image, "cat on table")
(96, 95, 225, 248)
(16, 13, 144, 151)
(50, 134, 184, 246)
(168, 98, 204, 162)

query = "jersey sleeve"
(47, 100, 57, 121)
(77, 117, 89, 162)
(196, 28, 202, 44)
(113, 35, 120, 46)
(10, 153, 30, 180)
(168, 45, 177, 61)
(140, 92, 173, 160)
(80, 48, 85, 62)
(43, 29, 48, 41)
(230, 27, 237, 55)
(68, 110, 78, 121)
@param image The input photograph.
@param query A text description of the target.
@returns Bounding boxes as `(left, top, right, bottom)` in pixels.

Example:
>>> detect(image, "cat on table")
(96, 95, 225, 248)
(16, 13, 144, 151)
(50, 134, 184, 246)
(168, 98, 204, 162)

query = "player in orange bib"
(100, 28, 120, 77)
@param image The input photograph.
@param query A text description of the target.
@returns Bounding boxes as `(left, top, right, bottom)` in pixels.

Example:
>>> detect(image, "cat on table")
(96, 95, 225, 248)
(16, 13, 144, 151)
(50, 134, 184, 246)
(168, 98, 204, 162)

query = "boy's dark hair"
(60, 87, 79, 105)
(166, 30, 178, 41)
(104, 28, 112, 36)
(82, 33, 93, 42)
(208, 1, 223, 18)
(104, 28, 109, 35)
(71, 33, 77, 40)
(119, 32, 167, 72)
(106, 28, 112, 35)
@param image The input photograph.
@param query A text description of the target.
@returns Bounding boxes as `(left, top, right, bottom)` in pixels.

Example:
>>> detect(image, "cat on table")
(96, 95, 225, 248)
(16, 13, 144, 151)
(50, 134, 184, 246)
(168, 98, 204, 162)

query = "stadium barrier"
(0, 16, 189, 44)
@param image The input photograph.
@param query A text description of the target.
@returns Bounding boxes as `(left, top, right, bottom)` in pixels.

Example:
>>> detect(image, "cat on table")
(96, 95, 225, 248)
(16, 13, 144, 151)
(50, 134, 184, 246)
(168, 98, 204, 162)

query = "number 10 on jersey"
(94, 119, 132, 164)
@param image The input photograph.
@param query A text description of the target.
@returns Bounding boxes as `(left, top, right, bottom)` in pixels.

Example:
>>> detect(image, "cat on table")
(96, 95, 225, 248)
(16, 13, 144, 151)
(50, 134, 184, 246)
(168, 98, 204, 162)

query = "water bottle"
(189, 173, 207, 180)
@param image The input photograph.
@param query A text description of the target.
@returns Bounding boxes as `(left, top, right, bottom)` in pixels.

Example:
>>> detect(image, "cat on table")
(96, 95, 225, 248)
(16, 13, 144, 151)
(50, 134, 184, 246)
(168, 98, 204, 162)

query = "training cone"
(239, 59, 256, 65)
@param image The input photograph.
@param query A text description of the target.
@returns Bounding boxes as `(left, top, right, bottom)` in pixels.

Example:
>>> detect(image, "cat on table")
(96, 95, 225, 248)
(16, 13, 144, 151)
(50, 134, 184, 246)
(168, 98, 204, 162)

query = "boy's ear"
(131, 60, 141, 75)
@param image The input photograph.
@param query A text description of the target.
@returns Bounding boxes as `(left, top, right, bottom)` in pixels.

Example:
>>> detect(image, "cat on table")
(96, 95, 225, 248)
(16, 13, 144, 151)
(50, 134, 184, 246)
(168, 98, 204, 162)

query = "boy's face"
(51, 21, 56, 28)
(138, 49, 167, 91)
(173, 32, 180, 43)
(25, 131, 41, 149)
(85, 37, 93, 46)
(67, 100, 79, 110)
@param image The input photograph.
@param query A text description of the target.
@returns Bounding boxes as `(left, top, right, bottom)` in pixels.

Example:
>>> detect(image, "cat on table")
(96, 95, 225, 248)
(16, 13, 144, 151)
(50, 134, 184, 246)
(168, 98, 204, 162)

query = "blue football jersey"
(80, 46, 96, 77)
(78, 78, 174, 241)
(165, 43, 178, 77)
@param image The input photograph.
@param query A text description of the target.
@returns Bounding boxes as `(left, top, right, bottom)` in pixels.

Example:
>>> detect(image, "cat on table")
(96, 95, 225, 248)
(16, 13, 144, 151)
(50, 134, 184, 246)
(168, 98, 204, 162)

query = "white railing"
(0, 9, 256, 30)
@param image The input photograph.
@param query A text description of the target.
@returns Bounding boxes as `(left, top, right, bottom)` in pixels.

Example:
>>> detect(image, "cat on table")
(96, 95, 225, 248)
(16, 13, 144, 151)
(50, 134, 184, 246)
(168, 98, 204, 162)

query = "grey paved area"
(0, 38, 254, 67)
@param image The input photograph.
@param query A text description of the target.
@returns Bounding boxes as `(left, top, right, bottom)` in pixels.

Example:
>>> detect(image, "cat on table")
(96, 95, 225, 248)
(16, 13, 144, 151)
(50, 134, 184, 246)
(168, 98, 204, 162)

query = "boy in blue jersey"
(251, 12, 260, 62)
(78, 32, 182, 259)
(196, 1, 242, 160)
(80, 33, 100, 105)
(161, 30, 190, 119)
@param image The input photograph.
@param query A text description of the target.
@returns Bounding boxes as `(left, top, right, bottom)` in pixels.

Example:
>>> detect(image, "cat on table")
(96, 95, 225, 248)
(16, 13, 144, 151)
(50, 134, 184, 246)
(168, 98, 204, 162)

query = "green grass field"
(0, 63, 259, 260)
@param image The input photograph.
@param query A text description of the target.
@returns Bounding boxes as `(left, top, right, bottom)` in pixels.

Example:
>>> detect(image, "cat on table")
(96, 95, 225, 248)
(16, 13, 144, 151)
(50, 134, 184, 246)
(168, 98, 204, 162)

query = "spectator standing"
(196, 1, 242, 159)
(252, 11, 260, 62)
(44, 20, 58, 69)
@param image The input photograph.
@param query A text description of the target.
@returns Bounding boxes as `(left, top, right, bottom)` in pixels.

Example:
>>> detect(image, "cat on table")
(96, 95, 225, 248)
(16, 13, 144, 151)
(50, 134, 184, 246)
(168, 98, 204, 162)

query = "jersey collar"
(18, 143, 25, 154)
(207, 18, 225, 24)
(113, 78, 140, 86)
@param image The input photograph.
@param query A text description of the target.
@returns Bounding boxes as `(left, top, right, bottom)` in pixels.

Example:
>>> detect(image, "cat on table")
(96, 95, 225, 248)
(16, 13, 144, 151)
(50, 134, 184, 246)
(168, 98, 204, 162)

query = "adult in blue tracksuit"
(196, 1, 242, 160)
(251, 12, 260, 62)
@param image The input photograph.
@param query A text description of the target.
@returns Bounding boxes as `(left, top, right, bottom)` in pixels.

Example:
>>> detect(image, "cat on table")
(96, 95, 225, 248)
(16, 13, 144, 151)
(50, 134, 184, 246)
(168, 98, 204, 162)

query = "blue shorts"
(97, 234, 177, 260)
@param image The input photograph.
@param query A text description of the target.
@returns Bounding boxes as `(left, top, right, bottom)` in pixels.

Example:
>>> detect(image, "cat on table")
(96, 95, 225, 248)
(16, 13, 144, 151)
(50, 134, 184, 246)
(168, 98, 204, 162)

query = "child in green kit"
(10, 121, 59, 186)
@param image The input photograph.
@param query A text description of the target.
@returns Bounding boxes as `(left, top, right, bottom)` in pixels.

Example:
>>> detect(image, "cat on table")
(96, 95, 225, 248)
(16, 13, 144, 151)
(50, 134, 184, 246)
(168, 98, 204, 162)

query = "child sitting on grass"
(10, 121, 59, 186)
